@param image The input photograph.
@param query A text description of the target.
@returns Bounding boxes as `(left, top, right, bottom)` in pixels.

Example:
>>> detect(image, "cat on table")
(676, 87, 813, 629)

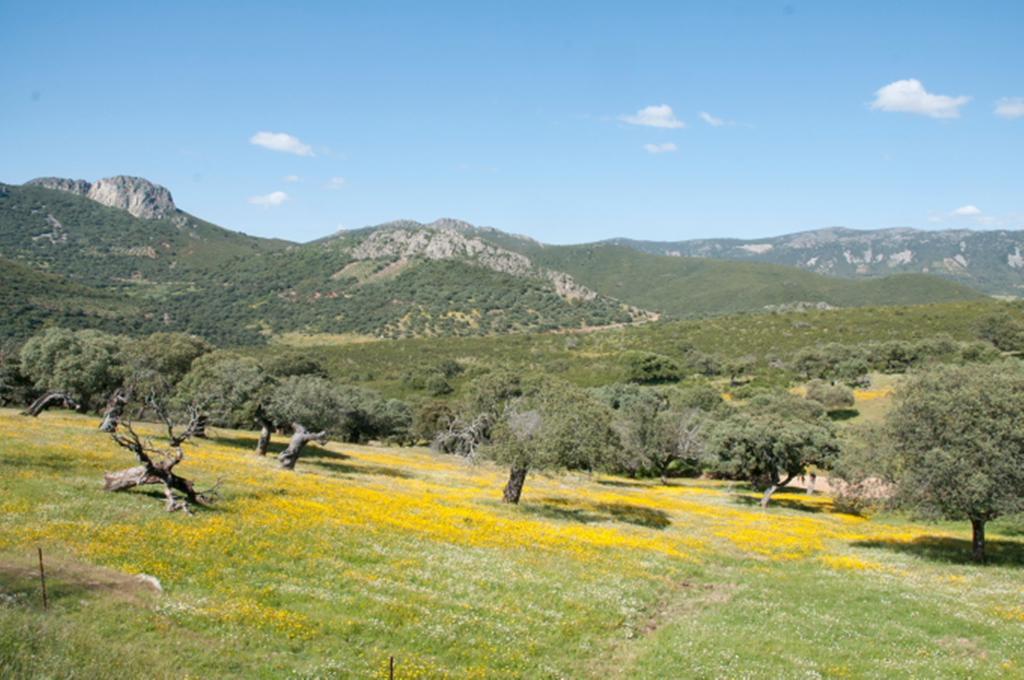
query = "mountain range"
(0, 175, 995, 345)
(609, 226, 1024, 297)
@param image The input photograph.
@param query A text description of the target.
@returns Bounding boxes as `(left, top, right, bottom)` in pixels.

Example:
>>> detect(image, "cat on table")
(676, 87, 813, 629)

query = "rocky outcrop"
(25, 175, 177, 220)
(25, 177, 92, 196)
(764, 301, 837, 313)
(545, 270, 597, 301)
(351, 226, 534, 276)
(345, 223, 600, 303)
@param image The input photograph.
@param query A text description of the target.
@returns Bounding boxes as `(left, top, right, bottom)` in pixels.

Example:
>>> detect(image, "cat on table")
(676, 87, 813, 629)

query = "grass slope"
(1, 411, 1021, 678)
(526, 244, 985, 317)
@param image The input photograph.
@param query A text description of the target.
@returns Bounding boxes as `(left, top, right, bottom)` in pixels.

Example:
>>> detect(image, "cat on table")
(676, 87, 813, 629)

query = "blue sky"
(1, 1, 1021, 244)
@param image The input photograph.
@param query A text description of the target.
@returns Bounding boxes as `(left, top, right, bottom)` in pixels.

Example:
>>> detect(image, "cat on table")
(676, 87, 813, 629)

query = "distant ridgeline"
(0, 175, 989, 345)
(608, 226, 1024, 297)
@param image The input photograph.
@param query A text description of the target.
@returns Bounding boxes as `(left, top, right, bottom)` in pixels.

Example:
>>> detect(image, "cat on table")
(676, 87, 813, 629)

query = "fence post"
(37, 547, 48, 610)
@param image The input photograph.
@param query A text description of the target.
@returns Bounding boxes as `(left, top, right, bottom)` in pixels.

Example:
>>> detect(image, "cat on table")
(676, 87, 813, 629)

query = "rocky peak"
(25, 175, 177, 220)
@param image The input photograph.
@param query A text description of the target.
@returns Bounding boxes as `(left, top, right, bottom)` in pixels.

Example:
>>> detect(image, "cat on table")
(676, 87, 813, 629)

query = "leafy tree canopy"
(886, 362, 1024, 560)
(19, 328, 123, 409)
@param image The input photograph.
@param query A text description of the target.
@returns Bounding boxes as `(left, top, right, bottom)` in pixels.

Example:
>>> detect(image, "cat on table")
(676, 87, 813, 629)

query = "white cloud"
(283, 174, 301, 183)
(643, 142, 677, 154)
(249, 131, 314, 156)
(870, 79, 970, 119)
(326, 176, 347, 190)
(952, 204, 981, 217)
(248, 191, 289, 207)
(621, 104, 685, 128)
(699, 111, 726, 127)
(995, 97, 1024, 119)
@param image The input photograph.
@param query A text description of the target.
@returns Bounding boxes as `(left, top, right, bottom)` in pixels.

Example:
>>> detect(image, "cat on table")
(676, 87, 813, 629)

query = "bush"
(622, 351, 682, 384)
(977, 314, 1024, 352)
(412, 401, 455, 444)
(424, 373, 453, 396)
(671, 383, 725, 412)
(805, 379, 855, 413)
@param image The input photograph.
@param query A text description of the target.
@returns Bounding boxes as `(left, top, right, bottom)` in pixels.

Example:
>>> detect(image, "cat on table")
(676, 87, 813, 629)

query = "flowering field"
(1, 409, 1021, 678)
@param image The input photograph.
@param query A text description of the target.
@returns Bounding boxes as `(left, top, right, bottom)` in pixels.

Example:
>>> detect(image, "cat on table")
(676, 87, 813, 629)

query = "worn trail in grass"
(0, 410, 1021, 678)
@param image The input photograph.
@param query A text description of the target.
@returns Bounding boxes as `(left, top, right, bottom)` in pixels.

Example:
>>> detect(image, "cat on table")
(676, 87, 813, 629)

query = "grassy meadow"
(1, 408, 1022, 678)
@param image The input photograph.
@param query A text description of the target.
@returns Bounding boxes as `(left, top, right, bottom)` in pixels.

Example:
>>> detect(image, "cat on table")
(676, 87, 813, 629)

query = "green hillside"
(0, 183, 288, 285)
(0, 184, 990, 345)
(0, 257, 134, 342)
(524, 244, 985, 317)
(0, 188, 638, 342)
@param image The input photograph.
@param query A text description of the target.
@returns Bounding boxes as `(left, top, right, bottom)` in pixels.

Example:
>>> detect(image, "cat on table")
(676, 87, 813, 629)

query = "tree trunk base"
(255, 418, 273, 456)
(502, 465, 528, 504)
(277, 424, 327, 470)
(971, 519, 986, 563)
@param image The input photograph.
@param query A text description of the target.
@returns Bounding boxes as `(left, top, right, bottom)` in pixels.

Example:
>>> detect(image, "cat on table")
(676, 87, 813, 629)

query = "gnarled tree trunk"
(278, 423, 327, 470)
(502, 464, 529, 504)
(104, 415, 212, 514)
(22, 392, 80, 417)
(99, 388, 129, 432)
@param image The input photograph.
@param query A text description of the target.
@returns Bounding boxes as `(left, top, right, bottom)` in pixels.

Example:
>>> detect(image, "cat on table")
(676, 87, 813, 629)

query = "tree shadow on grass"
(731, 493, 827, 514)
(0, 453, 83, 474)
(596, 479, 654, 489)
(305, 457, 413, 479)
(522, 497, 671, 529)
(827, 409, 860, 421)
(206, 434, 289, 457)
(125, 488, 222, 513)
(853, 536, 1024, 567)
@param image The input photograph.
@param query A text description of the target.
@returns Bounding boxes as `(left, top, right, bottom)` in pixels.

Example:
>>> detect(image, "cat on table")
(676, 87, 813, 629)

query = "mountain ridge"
(0, 176, 990, 344)
(607, 226, 1024, 296)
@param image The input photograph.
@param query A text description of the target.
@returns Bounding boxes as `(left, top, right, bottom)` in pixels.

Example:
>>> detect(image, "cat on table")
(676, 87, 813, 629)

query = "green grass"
(1, 410, 1021, 678)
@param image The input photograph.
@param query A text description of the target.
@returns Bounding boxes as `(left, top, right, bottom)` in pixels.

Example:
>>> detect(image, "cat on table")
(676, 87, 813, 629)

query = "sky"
(1, 1, 1022, 244)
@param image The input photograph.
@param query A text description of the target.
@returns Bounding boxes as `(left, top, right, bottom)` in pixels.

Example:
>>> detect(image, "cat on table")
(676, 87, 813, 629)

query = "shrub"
(805, 379, 855, 413)
(622, 351, 682, 384)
